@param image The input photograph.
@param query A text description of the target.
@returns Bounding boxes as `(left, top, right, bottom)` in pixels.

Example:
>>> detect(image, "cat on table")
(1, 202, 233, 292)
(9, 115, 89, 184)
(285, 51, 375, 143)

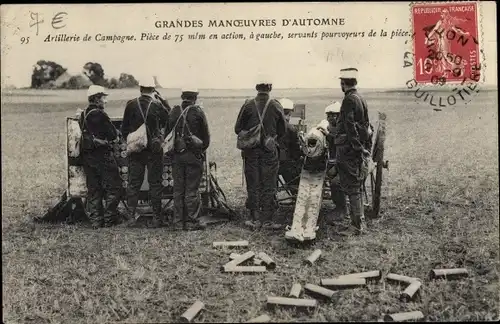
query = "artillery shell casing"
(257, 252, 276, 270)
(122, 181, 128, 188)
(253, 258, 264, 266)
(120, 173, 128, 181)
(246, 314, 271, 323)
(383, 311, 424, 322)
(120, 143, 127, 150)
(213, 240, 249, 248)
(224, 251, 255, 268)
(120, 151, 127, 158)
(338, 270, 381, 281)
(266, 296, 317, 308)
(304, 284, 337, 299)
(180, 300, 204, 323)
(224, 266, 267, 273)
(162, 172, 170, 180)
(386, 273, 420, 284)
(121, 166, 128, 173)
(430, 268, 469, 280)
(320, 277, 366, 288)
(289, 283, 302, 298)
(400, 280, 422, 302)
(305, 249, 322, 266)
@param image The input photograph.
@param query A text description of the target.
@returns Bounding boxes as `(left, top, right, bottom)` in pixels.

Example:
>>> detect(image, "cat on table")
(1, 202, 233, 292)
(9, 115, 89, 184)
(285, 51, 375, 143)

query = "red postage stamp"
(411, 2, 481, 85)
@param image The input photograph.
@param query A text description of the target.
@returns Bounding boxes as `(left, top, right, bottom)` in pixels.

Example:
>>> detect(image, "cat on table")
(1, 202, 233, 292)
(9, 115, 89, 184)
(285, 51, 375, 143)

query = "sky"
(1, 2, 497, 89)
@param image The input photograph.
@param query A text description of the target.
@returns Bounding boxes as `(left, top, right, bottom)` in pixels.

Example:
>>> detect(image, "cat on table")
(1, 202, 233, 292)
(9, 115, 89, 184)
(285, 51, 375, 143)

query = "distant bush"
(30, 60, 139, 89)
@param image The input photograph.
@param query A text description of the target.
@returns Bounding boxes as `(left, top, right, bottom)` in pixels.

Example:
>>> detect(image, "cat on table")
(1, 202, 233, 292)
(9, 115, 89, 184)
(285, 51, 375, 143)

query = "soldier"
(334, 68, 372, 235)
(278, 98, 303, 196)
(320, 102, 349, 221)
(121, 77, 170, 227)
(235, 78, 286, 230)
(79, 85, 122, 229)
(166, 88, 210, 230)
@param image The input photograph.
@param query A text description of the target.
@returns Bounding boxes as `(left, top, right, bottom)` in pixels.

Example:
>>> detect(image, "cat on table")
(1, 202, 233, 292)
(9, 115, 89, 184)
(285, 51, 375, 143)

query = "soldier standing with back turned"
(334, 68, 372, 235)
(121, 77, 170, 227)
(166, 88, 210, 230)
(235, 77, 286, 230)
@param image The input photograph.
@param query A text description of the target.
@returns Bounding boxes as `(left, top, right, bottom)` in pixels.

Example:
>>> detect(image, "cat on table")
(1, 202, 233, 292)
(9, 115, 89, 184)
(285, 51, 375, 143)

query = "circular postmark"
(403, 1, 486, 110)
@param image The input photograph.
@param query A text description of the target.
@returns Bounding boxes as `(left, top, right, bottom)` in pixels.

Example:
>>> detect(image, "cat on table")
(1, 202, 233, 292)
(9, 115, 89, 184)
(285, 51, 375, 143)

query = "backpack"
(236, 98, 272, 150)
(126, 98, 152, 154)
(162, 104, 194, 153)
(70, 108, 99, 158)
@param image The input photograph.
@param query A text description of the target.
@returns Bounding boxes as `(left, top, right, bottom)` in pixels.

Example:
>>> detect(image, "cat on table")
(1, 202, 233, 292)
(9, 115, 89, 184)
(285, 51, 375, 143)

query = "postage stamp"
(411, 1, 481, 85)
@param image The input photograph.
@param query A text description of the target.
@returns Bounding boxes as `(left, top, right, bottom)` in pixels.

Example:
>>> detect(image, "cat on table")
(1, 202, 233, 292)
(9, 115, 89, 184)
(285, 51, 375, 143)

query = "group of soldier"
(78, 67, 372, 235)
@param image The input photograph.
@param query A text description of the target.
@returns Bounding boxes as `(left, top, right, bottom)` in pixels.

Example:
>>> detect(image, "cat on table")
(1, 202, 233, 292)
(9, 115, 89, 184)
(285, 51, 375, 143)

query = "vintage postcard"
(1, 2, 498, 323)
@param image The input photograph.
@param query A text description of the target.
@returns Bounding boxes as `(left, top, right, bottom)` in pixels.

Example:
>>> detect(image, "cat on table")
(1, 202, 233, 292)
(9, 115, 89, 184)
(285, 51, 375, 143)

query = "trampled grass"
(2, 88, 499, 323)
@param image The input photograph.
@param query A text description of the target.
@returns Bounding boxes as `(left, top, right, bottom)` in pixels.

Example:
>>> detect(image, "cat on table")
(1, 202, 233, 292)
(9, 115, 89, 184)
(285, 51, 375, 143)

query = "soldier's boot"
(244, 209, 262, 229)
(347, 193, 366, 235)
(89, 214, 103, 229)
(124, 207, 140, 227)
(261, 209, 282, 231)
(329, 191, 348, 225)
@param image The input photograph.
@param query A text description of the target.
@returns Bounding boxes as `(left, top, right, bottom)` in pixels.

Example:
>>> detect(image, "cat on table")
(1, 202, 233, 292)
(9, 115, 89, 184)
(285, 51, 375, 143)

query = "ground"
(2, 88, 499, 323)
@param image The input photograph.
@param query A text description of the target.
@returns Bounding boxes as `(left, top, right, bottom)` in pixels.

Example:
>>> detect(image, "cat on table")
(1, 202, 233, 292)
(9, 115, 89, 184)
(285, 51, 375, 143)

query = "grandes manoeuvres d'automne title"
(154, 18, 346, 28)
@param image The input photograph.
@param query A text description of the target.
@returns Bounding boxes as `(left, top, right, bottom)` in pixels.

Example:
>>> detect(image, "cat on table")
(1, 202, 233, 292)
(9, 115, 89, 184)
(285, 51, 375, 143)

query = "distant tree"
(30, 60, 67, 88)
(118, 73, 139, 88)
(83, 62, 107, 86)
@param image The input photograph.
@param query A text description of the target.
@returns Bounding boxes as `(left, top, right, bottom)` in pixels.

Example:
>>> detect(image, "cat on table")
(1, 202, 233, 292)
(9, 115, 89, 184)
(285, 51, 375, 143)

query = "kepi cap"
(87, 85, 108, 97)
(325, 101, 341, 114)
(255, 73, 272, 85)
(139, 77, 156, 88)
(339, 68, 358, 79)
(181, 87, 199, 94)
(279, 98, 294, 110)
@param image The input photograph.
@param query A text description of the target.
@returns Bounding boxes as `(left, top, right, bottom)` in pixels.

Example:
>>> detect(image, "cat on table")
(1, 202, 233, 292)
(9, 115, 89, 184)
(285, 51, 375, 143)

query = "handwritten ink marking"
(52, 12, 68, 30)
(29, 12, 44, 36)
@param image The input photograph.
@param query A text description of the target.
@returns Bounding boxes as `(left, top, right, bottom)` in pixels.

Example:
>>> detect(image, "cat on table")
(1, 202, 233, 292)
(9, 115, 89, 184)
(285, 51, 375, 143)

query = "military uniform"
(167, 101, 210, 228)
(278, 122, 303, 196)
(121, 94, 170, 223)
(79, 104, 122, 228)
(235, 93, 286, 224)
(335, 88, 371, 230)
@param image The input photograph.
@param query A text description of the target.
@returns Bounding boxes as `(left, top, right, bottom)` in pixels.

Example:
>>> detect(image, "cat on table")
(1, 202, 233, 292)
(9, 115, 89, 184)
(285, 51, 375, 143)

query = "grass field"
(2, 87, 499, 323)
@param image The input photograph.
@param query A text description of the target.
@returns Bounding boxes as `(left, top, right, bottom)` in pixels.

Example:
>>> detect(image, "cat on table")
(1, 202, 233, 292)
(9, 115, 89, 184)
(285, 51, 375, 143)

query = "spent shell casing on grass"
(289, 283, 302, 298)
(430, 268, 469, 280)
(383, 311, 424, 322)
(386, 273, 421, 285)
(253, 258, 264, 266)
(338, 270, 381, 281)
(223, 266, 267, 273)
(213, 240, 249, 248)
(304, 284, 337, 299)
(266, 296, 318, 308)
(400, 280, 422, 302)
(304, 249, 322, 266)
(257, 252, 276, 270)
(224, 251, 255, 269)
(320, 277, 366, 288)
(180, 300, 204, 323)
(229, 252, 240, 260)
(246, 314, 271, 323)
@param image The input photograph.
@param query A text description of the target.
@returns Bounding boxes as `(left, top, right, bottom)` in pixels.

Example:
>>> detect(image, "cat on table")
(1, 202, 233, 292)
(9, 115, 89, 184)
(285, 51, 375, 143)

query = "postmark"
(403, 1, 485, 110)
